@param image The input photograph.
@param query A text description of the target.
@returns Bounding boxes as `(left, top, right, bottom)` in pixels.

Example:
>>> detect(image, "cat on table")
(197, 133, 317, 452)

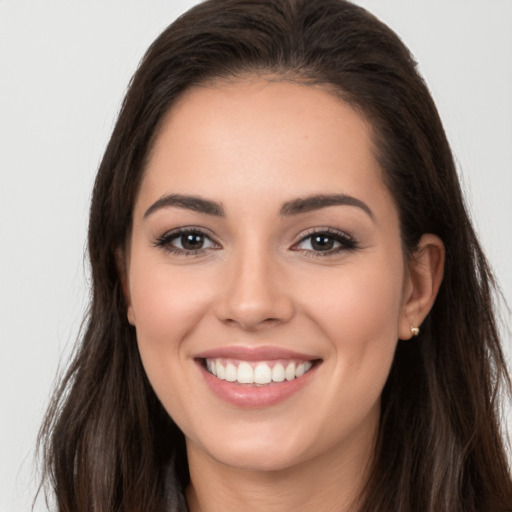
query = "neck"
(184, 427, 375, 512)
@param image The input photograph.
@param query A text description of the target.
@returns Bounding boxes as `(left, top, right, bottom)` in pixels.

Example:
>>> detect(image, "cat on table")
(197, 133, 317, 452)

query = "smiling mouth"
(202, 358, 316, 385)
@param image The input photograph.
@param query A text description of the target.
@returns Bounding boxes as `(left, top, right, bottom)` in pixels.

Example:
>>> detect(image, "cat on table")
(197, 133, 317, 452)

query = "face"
(125, 79, 415, 474)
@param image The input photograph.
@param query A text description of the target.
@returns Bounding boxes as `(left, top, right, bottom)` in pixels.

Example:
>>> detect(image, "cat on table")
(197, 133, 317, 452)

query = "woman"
(38, 0, 512, 510)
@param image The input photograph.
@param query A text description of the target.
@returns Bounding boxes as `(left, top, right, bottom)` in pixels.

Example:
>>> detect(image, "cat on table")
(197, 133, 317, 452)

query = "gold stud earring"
(410, 326, 420, 337)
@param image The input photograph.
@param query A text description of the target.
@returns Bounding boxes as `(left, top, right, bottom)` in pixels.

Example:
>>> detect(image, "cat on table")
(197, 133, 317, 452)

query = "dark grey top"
(164, 457, 189, 512)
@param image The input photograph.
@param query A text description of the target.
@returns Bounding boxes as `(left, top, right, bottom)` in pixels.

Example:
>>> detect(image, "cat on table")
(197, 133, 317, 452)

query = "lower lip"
(197, 360, 318, 408)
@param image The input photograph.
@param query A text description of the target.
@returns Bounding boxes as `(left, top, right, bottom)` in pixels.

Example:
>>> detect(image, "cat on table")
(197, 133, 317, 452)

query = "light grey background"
(1, 1, 511, 511)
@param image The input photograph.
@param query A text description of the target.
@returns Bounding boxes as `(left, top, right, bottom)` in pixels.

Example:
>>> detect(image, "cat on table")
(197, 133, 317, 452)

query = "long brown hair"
(38, 1, 512, 510)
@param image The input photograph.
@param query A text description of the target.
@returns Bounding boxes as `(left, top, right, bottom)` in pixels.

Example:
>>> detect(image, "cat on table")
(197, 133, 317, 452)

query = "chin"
(200, 441, 307, 473)
(185, 417, 326, 473)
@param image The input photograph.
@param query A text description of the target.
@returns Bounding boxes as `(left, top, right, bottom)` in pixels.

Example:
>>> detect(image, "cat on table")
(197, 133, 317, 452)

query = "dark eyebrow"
(280, 194, 374, 220)
(144, 194, 225, 218)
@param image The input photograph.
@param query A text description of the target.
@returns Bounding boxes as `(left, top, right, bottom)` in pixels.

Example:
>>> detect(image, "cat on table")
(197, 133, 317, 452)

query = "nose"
(214, 246, 295, 331)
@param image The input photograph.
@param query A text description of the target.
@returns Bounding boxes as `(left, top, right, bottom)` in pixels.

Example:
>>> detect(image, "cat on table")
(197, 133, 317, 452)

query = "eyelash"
(153, 227, 359, 257)
(291, 227, 359, 257)
(153, 227, 220, 256)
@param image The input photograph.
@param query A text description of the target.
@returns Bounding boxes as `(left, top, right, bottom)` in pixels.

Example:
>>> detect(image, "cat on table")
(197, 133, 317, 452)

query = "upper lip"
(194, 345, 319, 361)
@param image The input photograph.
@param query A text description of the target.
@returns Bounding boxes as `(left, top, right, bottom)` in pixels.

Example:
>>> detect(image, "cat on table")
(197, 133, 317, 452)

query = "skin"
(123, 78, 444, 512)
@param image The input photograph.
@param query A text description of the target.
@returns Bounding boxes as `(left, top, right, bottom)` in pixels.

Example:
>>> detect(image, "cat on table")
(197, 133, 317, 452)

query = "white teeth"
(225, 363, 237, 382)
(285, 362, 295, 381)
(207, 359, 217, 376)
(237, 362, 253, 384)
(295, 363, 306, 378)
(216, 362, 226, 380)
(254, 363, 272, 384)
(271, 363, 285, 382)
(205, 359, 314, 385)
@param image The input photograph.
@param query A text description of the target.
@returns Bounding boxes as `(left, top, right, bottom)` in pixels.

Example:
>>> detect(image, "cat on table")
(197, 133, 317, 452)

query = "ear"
(115, 248, 136, 326)
(398, 234, 445, 340)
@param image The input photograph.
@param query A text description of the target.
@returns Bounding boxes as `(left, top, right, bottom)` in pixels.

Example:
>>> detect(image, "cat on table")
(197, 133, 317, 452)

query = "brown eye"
(293, 229, 357, 255)
(310, 235, 336, 251)
(180, 233, 206, 250)
(155, 229, 219, 254)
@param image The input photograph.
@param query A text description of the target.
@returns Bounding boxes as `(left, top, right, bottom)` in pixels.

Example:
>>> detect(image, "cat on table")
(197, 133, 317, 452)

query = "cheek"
(127, 257, 218, 414)
(302, 256, 405, 394)
(127, 259, 214, 425)
(129, 259, 211, 348)
(300, 262, 403, 440)
(306, 257, 404, 340)
(346, 272, 402, 343)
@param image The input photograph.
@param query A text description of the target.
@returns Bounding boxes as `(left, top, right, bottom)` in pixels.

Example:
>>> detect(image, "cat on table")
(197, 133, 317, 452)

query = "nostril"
(222, 315, 283, 330)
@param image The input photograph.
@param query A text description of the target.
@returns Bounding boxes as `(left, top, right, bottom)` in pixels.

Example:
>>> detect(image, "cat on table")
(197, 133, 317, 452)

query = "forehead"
(138, 78, 394, 219)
